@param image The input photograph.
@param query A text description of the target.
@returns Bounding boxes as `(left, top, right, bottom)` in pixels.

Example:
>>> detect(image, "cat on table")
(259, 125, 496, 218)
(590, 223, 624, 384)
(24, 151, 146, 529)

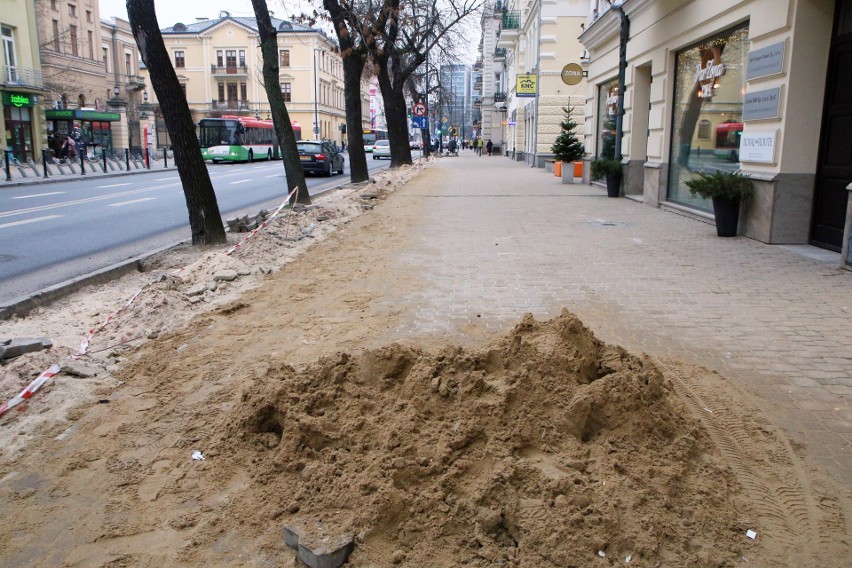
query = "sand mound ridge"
(215, 309, 746, 567)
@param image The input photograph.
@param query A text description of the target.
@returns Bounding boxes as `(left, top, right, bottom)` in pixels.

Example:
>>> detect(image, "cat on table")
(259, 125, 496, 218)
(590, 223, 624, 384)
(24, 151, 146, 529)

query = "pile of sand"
(199, 310, 747, 566)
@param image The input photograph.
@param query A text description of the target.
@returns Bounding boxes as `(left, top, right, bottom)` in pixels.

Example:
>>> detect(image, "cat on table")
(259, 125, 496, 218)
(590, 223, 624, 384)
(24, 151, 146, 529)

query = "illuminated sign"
(2, 92, 34, 107)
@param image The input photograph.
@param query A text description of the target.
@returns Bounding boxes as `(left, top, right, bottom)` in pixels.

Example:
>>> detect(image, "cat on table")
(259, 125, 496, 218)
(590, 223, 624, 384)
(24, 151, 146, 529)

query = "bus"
(199, 115, 302, 163)
(362, 128, 388, 153)
(714, 121, 742, 162)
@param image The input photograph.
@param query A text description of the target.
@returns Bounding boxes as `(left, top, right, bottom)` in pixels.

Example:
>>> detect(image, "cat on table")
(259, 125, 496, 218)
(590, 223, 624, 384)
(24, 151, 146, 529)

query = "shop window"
(596, 78, 619, 160)
(175, 50, 185, 68)
(667, 23, 749, 211)
(280, 82, 291, 102)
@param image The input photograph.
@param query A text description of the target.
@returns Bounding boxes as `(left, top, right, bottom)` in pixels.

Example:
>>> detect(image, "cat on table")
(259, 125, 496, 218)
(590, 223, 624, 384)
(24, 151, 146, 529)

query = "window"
(280, 82, 291, 102)
(70, 25, 78, 56)
(51, 0, 57, 9)
(102, 46, 109, 71)
(180, 84, 187, 98)
(2, 26, 17, 83)
(86, 10, 92, 23)
(125, 52, 132, 75)
(698, 119, 712, 140)
(239, 50, 245, 67)
(225, 50, 236, 70)
(216, 50, 223, 67)
(279, 49, 290, 67)
(227, 83, 238, 105)
(88, 30, 93, 59)
(174, 50, 185, 68)
(52, 20, 60, 50)
(240, 83, 247, 101)
(218, 83, 225, 102)
(68, 4, 76, 17)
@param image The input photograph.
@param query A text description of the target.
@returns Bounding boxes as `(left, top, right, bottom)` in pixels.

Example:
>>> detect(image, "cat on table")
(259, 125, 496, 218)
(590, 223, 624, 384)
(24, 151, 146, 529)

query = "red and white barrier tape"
(72, 289, 143, 359)
(0, 364, 62, 418)
(225, 186, 299, 256)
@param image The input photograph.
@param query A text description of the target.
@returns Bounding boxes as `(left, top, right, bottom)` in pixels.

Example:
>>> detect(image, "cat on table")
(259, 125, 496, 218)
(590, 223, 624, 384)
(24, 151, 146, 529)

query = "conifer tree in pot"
(590, 158, 623, 197)
(551, 106, 585, 179)
(684, 170, 755, 237)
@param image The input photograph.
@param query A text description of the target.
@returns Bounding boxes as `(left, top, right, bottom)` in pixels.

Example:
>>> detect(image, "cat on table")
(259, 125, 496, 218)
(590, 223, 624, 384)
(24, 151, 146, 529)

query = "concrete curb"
(0, 239, 186, 321)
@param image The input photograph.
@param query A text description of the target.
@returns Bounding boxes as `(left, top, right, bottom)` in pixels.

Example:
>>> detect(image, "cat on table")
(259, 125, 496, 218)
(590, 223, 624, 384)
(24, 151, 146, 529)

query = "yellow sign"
(516, 74, 537, 97)
(561, 63, 584, 86)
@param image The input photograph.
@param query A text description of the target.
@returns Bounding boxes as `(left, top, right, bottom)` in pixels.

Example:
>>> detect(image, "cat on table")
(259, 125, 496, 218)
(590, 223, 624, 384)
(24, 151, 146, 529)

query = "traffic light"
(436, 128, 442, 136)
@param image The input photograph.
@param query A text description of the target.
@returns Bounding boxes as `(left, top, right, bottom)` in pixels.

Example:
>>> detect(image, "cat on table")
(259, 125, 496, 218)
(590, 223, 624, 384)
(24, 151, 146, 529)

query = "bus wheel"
(267, 149, 272, 161)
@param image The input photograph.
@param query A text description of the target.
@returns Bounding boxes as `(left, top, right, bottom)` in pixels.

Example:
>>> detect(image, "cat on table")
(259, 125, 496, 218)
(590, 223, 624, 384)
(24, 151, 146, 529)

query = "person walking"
(486, 139, 493, 156)
(477, 137, 484, 156)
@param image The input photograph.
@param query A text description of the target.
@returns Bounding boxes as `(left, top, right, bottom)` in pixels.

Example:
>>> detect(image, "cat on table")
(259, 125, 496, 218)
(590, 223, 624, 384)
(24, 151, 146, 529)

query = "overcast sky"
(98, 0, 286, 26)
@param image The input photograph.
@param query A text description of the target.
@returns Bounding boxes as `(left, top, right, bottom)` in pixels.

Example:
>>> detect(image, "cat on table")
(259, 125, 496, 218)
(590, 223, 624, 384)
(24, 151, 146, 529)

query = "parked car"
(296, 141, 345, 176)
(373, 139, 391, 160)
(409, 139, 422, 150)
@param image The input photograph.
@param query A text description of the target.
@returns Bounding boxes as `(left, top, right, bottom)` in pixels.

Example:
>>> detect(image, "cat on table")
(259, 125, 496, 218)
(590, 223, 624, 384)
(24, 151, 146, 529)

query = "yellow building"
(144, 11, 366, 146)
(2, 0, 48, 163)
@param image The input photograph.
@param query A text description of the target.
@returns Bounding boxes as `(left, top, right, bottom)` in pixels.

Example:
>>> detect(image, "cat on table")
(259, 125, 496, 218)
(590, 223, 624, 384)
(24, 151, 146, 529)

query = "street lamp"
(313, 49, 321, 139)
(113, 84, 120, 98)
(143, 89, 148, 103)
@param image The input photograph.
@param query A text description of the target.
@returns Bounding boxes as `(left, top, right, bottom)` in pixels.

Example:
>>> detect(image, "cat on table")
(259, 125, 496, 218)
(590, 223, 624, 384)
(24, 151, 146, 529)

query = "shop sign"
(694, 60, 726, 99)
(746, 42, 785, 80)
(45, 109, 120, 121)
(560, 63, 584, 86)
(2, 92, 35, 107)
(743, 87, 781, 121)
(516, 74, 537, 97)
(739, 130, 777, 164)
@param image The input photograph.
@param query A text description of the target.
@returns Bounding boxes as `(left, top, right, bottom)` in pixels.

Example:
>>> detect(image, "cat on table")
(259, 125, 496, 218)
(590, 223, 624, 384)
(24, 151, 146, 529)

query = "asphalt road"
(0, 154, 397, 305)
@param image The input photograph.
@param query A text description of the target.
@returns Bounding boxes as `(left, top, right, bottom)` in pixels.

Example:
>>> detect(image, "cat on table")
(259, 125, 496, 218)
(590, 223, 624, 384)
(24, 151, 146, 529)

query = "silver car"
(372, 139, 391, 160)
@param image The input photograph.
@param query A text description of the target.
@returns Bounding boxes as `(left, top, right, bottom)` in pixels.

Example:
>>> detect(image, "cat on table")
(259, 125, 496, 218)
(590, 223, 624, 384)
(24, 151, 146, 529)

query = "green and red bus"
(199, 115, 302, 163)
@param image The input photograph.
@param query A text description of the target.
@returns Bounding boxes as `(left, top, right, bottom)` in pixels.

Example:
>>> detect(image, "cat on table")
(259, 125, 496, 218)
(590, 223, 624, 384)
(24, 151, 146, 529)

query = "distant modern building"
(439, 64, 472, 139)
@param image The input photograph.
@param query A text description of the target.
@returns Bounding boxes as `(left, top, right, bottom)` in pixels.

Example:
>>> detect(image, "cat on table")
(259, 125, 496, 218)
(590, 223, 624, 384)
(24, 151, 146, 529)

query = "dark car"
(296, 141, 345, 176)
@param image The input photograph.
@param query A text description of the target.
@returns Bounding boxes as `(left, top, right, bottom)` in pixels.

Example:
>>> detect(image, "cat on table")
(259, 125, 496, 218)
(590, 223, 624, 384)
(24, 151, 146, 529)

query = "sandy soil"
(0, 161, 849, 567)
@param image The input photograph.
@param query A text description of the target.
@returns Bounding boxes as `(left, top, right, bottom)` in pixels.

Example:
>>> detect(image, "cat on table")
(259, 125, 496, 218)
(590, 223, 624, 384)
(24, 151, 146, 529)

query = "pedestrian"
(61, 135, 77, 161)
(486, 139, 493, 156)
(477, 137, 484, 156)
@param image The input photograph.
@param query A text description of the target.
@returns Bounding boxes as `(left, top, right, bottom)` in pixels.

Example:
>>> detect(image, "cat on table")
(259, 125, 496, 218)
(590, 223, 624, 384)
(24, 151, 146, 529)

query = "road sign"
(412, 102, 427, 117)
(411, 116, 428, 129)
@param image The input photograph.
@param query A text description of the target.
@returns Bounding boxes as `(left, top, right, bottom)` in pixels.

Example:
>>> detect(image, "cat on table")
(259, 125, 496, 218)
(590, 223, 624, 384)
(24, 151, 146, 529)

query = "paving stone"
(0, 337, 53, 360)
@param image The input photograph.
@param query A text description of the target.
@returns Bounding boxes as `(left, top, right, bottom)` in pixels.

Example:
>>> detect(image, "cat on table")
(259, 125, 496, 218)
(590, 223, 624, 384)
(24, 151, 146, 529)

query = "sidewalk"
(403, 150, 851, 485)
(1, 151, 174, 187)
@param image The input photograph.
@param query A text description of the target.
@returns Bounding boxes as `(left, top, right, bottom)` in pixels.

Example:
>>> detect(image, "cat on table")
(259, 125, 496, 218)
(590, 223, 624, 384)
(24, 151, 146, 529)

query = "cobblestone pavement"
(393, 150, 851, 485)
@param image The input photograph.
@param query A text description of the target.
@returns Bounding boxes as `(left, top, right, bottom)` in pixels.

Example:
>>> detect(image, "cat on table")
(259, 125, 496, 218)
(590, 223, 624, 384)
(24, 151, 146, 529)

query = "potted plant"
(684, 170, 754, 237)
(551, 106, 585, 181)
(591, 158, 623, 197)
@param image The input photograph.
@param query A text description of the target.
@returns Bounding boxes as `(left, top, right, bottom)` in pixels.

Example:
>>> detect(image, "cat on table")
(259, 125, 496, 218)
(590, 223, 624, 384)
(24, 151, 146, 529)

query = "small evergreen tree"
(551, 106, 585, 163)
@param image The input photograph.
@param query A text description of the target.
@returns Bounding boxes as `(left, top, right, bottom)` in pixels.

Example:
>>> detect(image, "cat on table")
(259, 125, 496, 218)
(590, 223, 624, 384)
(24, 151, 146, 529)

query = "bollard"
(125, 148, 130, 170)
(42, 149, 49, 178)
(163, 146, 168, 168)
(103, 148, 107, 173)
(80, 152, 85, 175)
(4, 150, 11, 182)
(145, 147, 150, 169)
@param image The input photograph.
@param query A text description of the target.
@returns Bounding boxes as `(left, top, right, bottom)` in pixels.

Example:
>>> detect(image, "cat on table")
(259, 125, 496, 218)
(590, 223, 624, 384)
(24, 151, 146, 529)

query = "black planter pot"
(605, 173, 621, 197)
(711, 195, 741, 237)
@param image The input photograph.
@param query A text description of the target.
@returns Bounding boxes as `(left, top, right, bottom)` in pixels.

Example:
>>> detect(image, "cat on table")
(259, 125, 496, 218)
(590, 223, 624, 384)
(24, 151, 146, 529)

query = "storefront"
(580, 0, 838, 248)
(45, 109, 120, 158)
(2, 91, 38, 163)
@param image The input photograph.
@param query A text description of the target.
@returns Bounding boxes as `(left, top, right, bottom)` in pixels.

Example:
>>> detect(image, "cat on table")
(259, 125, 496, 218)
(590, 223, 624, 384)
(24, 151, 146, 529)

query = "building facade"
(146, 12, 361, 146)
(439, 64, 473, 140)
(580, 0, 848, 250)
(2, 0, 47, 163)
(490, 0, 589, 166)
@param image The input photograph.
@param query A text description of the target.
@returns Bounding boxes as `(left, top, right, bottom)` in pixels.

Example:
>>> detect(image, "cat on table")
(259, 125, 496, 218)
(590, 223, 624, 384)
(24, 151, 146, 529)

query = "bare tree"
(250, 0, 311, 205)
(126, 0, 227, 245)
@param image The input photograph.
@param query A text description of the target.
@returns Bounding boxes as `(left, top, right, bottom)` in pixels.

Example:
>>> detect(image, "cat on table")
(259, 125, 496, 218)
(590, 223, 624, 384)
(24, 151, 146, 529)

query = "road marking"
(107, 198, 156, 207)
(97, 182, 133, 188)
(265, 174, 280, 178)
(155, 177, 176, 181)
(12, 192, 65, 199)
(0, 215, 63, 229)
(230, 179, 252, 185)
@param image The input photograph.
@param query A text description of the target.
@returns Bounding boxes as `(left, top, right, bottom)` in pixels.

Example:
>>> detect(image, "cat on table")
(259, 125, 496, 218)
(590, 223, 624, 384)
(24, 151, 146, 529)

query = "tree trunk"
(323, 0, 370, 183)
(126, 0, 226, 245)
(250, 0, 310, 205)
(376, 62, 413, 167)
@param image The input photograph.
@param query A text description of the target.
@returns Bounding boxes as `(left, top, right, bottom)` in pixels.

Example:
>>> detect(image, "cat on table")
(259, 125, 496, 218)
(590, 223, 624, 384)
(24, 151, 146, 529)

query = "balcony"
(493, 92, 507, 103)
(211, 65, 249, 77)
(497, 11, 521, 48)
(125, 74, 146, 89)
(1, 65, 44, 89)
(494, 48, 507, 61)
(211, 99, 250, 110)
